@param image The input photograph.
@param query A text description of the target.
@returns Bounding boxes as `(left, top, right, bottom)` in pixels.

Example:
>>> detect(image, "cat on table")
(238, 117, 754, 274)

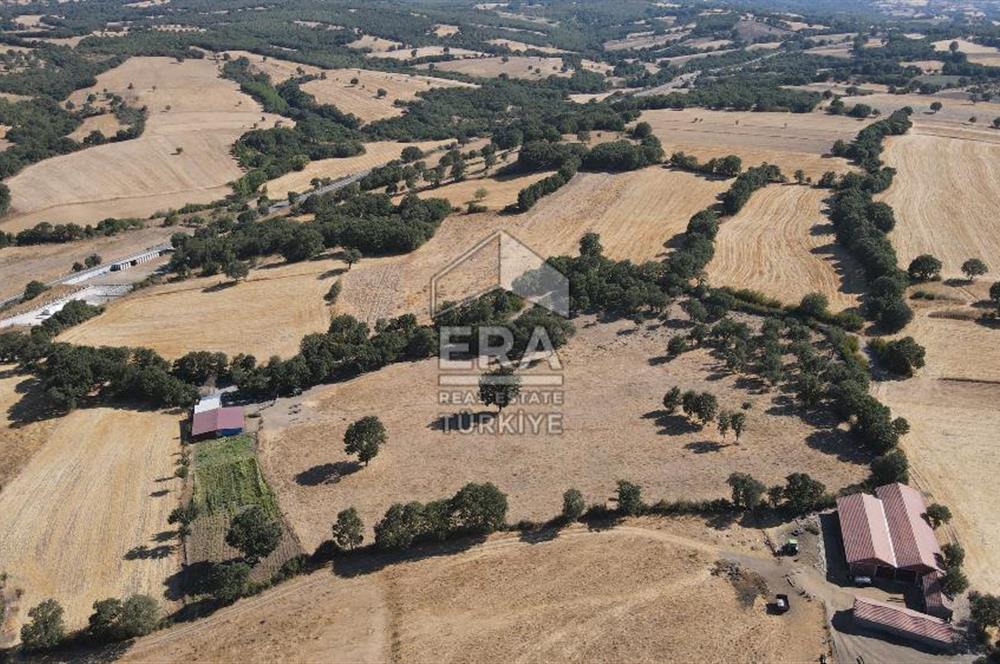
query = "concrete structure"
(852, 596, 956, 650)
(836, 483, 942, 582)
(191, 406, 244, 440)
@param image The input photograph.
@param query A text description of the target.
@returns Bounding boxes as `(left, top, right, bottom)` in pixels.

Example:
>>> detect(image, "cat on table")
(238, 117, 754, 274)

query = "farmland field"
(121, 523, 827, 663)
(708, 184, 864, 311)
(259, 317, 869, 551)
(429, 55, 567, 79)
(0, 407, 183, 633)
(397, 170, 554, 211)
(0, 366, 55, 490)
(639, 108, 863, 179)
(879, 131, 1000, 279)
(1, 57, 285, 232)
(59, 257, 342, 360)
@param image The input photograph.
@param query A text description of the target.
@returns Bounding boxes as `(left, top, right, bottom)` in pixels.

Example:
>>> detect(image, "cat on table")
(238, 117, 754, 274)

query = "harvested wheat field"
(640, 108, 862, 179)
(300, 69, 475, 123)
(603, 31, 688, 51)
(221, 50, 321, 83)
(398, 170, 554, 211)
(0, 224, 174, 301)
(122, 522, 827, 663)
(0, 407, 183, 633)
(485, 37, 567, 53)
(708, 184, 864, 310)
(431, 55, 567, 79)
(347, 34, 404, 53)
(432, 24, 459, 37)
(1, 57, 285, 232)
(878, 132, 1000, 279)
(333, 168, 727, 324)
(67, 112, 123, 141)
(369, 46, 483, 61)
(59, 257, 344, 360)
(259, 317, 869, 551)
(0, 366, 55, 490)
(839, 93, 1000, 128)
(264, 139, 453, 199)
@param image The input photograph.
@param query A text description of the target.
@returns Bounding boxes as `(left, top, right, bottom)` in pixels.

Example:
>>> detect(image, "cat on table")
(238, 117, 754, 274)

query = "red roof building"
(876, 483, 942, 573)
(921, 571, 954, 621)
(853, 596, 956, 649)
(191, 406, 244, 440)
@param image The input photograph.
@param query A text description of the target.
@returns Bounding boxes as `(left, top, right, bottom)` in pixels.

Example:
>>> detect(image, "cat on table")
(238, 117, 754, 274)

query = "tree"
(907, 254, 942, 282)
(562, 488, 585, 521)
(344, 415, 387, 466)
(970, 592, 1000, 631)
(942, 542, 965, 569)
(691, 392, 718, 426)
(20, 599, 65, 651)
(225, 505, 282, 565)
(930, 101, 943, 113)
(616, 480, 643, 516)
(793, 169, 805, 184)
(666, 335, 688, 357)
(993, 117, 1000, 129)
(88, 595, 159, 642)
(797, 292, 829, 319)
(280, 226, 324, 263)
(376, 88, 387, 98)
(343, 247, 362, 270)
(949, 40, 960, 54)
(871, 449, 910, 485)
(924, 503, 951, 529)
(717, 410, 731, 440)
(479, 365, 521, 412)
(632, 121, 652, 138)
(662, 386, 682, 414)
(206, 561, 250, 604)
(85, 253, 102, 268)
(332, 507, 364, 550)
(22, 280, 48, 302)
(450, 482, 508, 533)
(872, 336, 926, 377)
(730, 411, 747, 442)
(374, 501, 426, 550)
(400, 146, 423, 162)
(941, 566, 969, 596)
(224, 260, 249, 282)
(961, 258, 988, 281)
(783, 473, 826, 514)
(727, 472, 766, 510)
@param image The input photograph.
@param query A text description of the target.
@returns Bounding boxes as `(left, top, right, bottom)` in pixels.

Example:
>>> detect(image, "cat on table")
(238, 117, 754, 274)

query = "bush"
(562, 488, 585, 521)
(869, 336, 926, 377)
(616, 480, 643, 516)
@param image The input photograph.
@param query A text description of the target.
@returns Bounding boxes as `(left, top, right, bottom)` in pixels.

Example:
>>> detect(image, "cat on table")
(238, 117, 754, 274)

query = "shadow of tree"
(641, 409, 700, 435)
(294, 460, 361, 486)
(428, 411, 496, 432)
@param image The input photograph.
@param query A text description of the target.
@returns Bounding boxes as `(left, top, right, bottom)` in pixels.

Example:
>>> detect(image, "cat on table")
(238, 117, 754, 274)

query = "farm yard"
(121, 523, 828, 663)
(639, 108, 864, 179)
(707, 184, 864, 311)
(258, 317, 870, 552)
(58, 256, 344, 360)
(0, 407, 183, 634)
(1, 57, 285, 232)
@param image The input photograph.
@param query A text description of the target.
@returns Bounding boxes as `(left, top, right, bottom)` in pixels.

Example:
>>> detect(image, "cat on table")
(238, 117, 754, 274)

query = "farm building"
(921, 571, 954, 621)
(193, 394, 222, 414)
(852, 597, 956, 649)
(191, 406, 244, 440)
(835, 482, 942, 582)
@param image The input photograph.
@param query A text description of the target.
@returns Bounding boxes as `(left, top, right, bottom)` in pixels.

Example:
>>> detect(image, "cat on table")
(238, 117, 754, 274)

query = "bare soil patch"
(640, 108, 863, 179)
(708, 184, 864, 310)
(260, 318, 869, 552)
(0, 407, 183, 633)
(2, 57, 285, 231)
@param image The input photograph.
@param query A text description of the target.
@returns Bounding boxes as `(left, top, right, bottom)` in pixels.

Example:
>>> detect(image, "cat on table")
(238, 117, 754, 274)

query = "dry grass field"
(0, 366, 55, 490)
(59, 256, 343, 360)
(485, 38, 567, 53)
(398, 170, 554, 211)
(300, 69, 475, 123)
(221, 50, 321, 83)
(603, 31, 689, 51)
(1, 57, 285, 232)
(878, 131, 1000, 279)
(708, 184, 864, 311)
(264, 139, 454, 198)
(67, 112, 123, 141)
(369, 46, 484, 61)
(122, 523, 828, 663)
(0, 223, 174, 300)
(839, 93, 1000, 128)
(931, 37, 1000, 64)
(259, 317, 870, 552)
(0, 407, 183, 633)
(639, 108, 863, 179)
(347, 34, 404, 53)
(430, 55, 567, 79)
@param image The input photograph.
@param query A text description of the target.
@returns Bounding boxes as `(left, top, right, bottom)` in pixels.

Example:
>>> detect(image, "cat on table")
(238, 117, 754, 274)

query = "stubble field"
(1, 57, 285, 231)
(639, 108, 864, 179)
(707, 184, 864, 311)
(121, 523, 828, 663)
(0, 407, 183, 633)
(429, 55, 567, 79)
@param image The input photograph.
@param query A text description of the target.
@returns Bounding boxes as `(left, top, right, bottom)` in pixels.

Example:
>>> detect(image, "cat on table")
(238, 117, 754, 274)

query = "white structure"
(193, 395, 222, 414)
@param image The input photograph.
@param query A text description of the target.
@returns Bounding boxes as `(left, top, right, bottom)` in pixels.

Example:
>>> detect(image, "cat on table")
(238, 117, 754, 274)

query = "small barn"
(191, 406, 244, 440)
(853, 596, 956, 650)
(921, 571, 955, 621)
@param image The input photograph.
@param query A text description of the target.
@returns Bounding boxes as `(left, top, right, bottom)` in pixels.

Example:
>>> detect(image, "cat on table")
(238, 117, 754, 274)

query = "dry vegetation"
(878, 131, 1000, 279)
(259, 317, 869, 552)
(370, 46, 483, 61)
(398, 169, 553, 211)
(708, 184, 864, 311)
(2, 57, 285, 232)
(122, 524, 828, 663)
(0, 407, 183, 632)
(603, 31, 688, 51)
(67, 112, 123, 142)
(932, 38, 1000, 65)
(346, 34, 404, 53)
(639, 108, 863, 179)
(485, 38, 567, 54)
(264, 139, 454, 199)
(430, 55, 567, 79)
(300, 69, 475, 122)
(0, 366, 55, 490)
(59, 256, 344, 359)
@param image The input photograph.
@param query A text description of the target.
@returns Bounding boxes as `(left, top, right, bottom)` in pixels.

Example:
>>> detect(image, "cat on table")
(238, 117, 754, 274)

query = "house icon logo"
(429, 230, 570, 318)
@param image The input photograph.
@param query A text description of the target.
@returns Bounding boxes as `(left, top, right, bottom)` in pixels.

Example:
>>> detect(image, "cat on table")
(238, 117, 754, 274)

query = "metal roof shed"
(853, 596, 956, 649)
(875, 483, 942, 573)
(836, 493, 897, 569)
(191, 406, 244, 440)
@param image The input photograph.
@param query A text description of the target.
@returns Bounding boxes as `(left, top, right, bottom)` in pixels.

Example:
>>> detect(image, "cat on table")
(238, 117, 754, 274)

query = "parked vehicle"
(774, 594, 790, 613)
(853, 576, 873, 587)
